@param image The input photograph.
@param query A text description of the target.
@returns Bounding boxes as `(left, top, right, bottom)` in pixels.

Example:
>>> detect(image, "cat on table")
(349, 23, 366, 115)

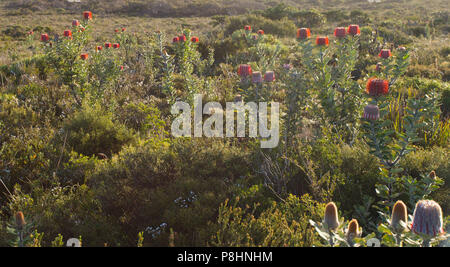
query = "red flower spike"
(83, 11, 92, 20)
(41, 34, 49, 42)
(72, 20, 80, 27)
(238, 64, 252, 78)
(80, 53, 89, 60)
(244, 25, 251, 31)
(173, 37, 179, 43)
(257, 30, 264, 35)
(334, 27, 346, 38)
(316, 36, 329, 46)
(191, 36, 199, 43)
(113, 43, 120, 49)
(63, 30, 72, 37)
(366, 78, 389, 96)
(347, 25, 360, 36)
(297, 28, 311, 39)
(179, 35, 187, 42)
(96, 46, 103, 51)
(104, 42, 112, 48)
(379, 49, 392, 59)
(122, 28, 126, 32)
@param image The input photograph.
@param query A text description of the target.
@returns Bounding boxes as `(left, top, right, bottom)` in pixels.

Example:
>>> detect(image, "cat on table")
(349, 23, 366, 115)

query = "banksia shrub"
(264, 71, 275, 82)
(324, 202, 340, 231)
(347, 24, 360, 36)
(41, 33, 49, 42)
(379, 49, 392, 59)
(104, 42, 112, 48)
(252, 71, 262, 83)
(316, 36, 329, 46)
(363, 104, 380, 120)
(191, 36, 199, 43)
(63, 30, 72, 38)
(15, 211, 26, 231)
(366, 78, 389, 96)
(80, 53, 89, 60)
(297, 28, 311, 40)
(334, 27, 346, 38)
(411, 200, 444, 237)
(391, 200, 408, 233)
(72, 20, 80, 27)
(238, 64, 252, 78)
(83, 11, 92, 20)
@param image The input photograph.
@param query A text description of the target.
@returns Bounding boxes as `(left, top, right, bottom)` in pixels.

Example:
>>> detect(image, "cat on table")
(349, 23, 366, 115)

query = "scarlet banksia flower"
(96, 46, 102, 51)
(379, 49, 392, 59)
(104, 42, 112, 48)
(334, 27, 346, 38)
(173, 37, 179, 43)
(122, 27, 126, 32)
(80, 53, 89, 60)
(391, 200, 408, 233)
(191, 36, 199, 43)
(347, 24, 360, 36)
(72, 20, 80, 27)
(346, 219, 361, 240)
(28, 31, 34, 35)
(238, 64, 252, 77)
(411, 200, 444, 237)
(79, 27, 85, 32)
(113, 43, 120, 49)
(15, 212, 26, 231)
(297, 28, 311, 39)
(63, 30, 72, 37)
(179, 35, 187, 42)
(120, 65, 124, 71)
(115, 29, 119, 33)
(363, 104, 380, 120)
(324, 202, 340, 231)
(252, 71, 262, 83)
(83, 11, 92, 20)
(41, 33, 49, 42)
(316, 36, 329, 46)
(264, 71, 275, 82)
(244, 25, 251, 31)
(257, 30, 264, 35)
(366, 78, 389, 96)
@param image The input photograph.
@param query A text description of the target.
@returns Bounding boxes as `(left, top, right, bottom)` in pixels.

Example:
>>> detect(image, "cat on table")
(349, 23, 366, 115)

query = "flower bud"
(15, 211, 26, 231)
(391, 200, 408, 233)
(363, 104, 380, 120)
(324, 202, 340, 231)
(346, 219, 361, 240)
